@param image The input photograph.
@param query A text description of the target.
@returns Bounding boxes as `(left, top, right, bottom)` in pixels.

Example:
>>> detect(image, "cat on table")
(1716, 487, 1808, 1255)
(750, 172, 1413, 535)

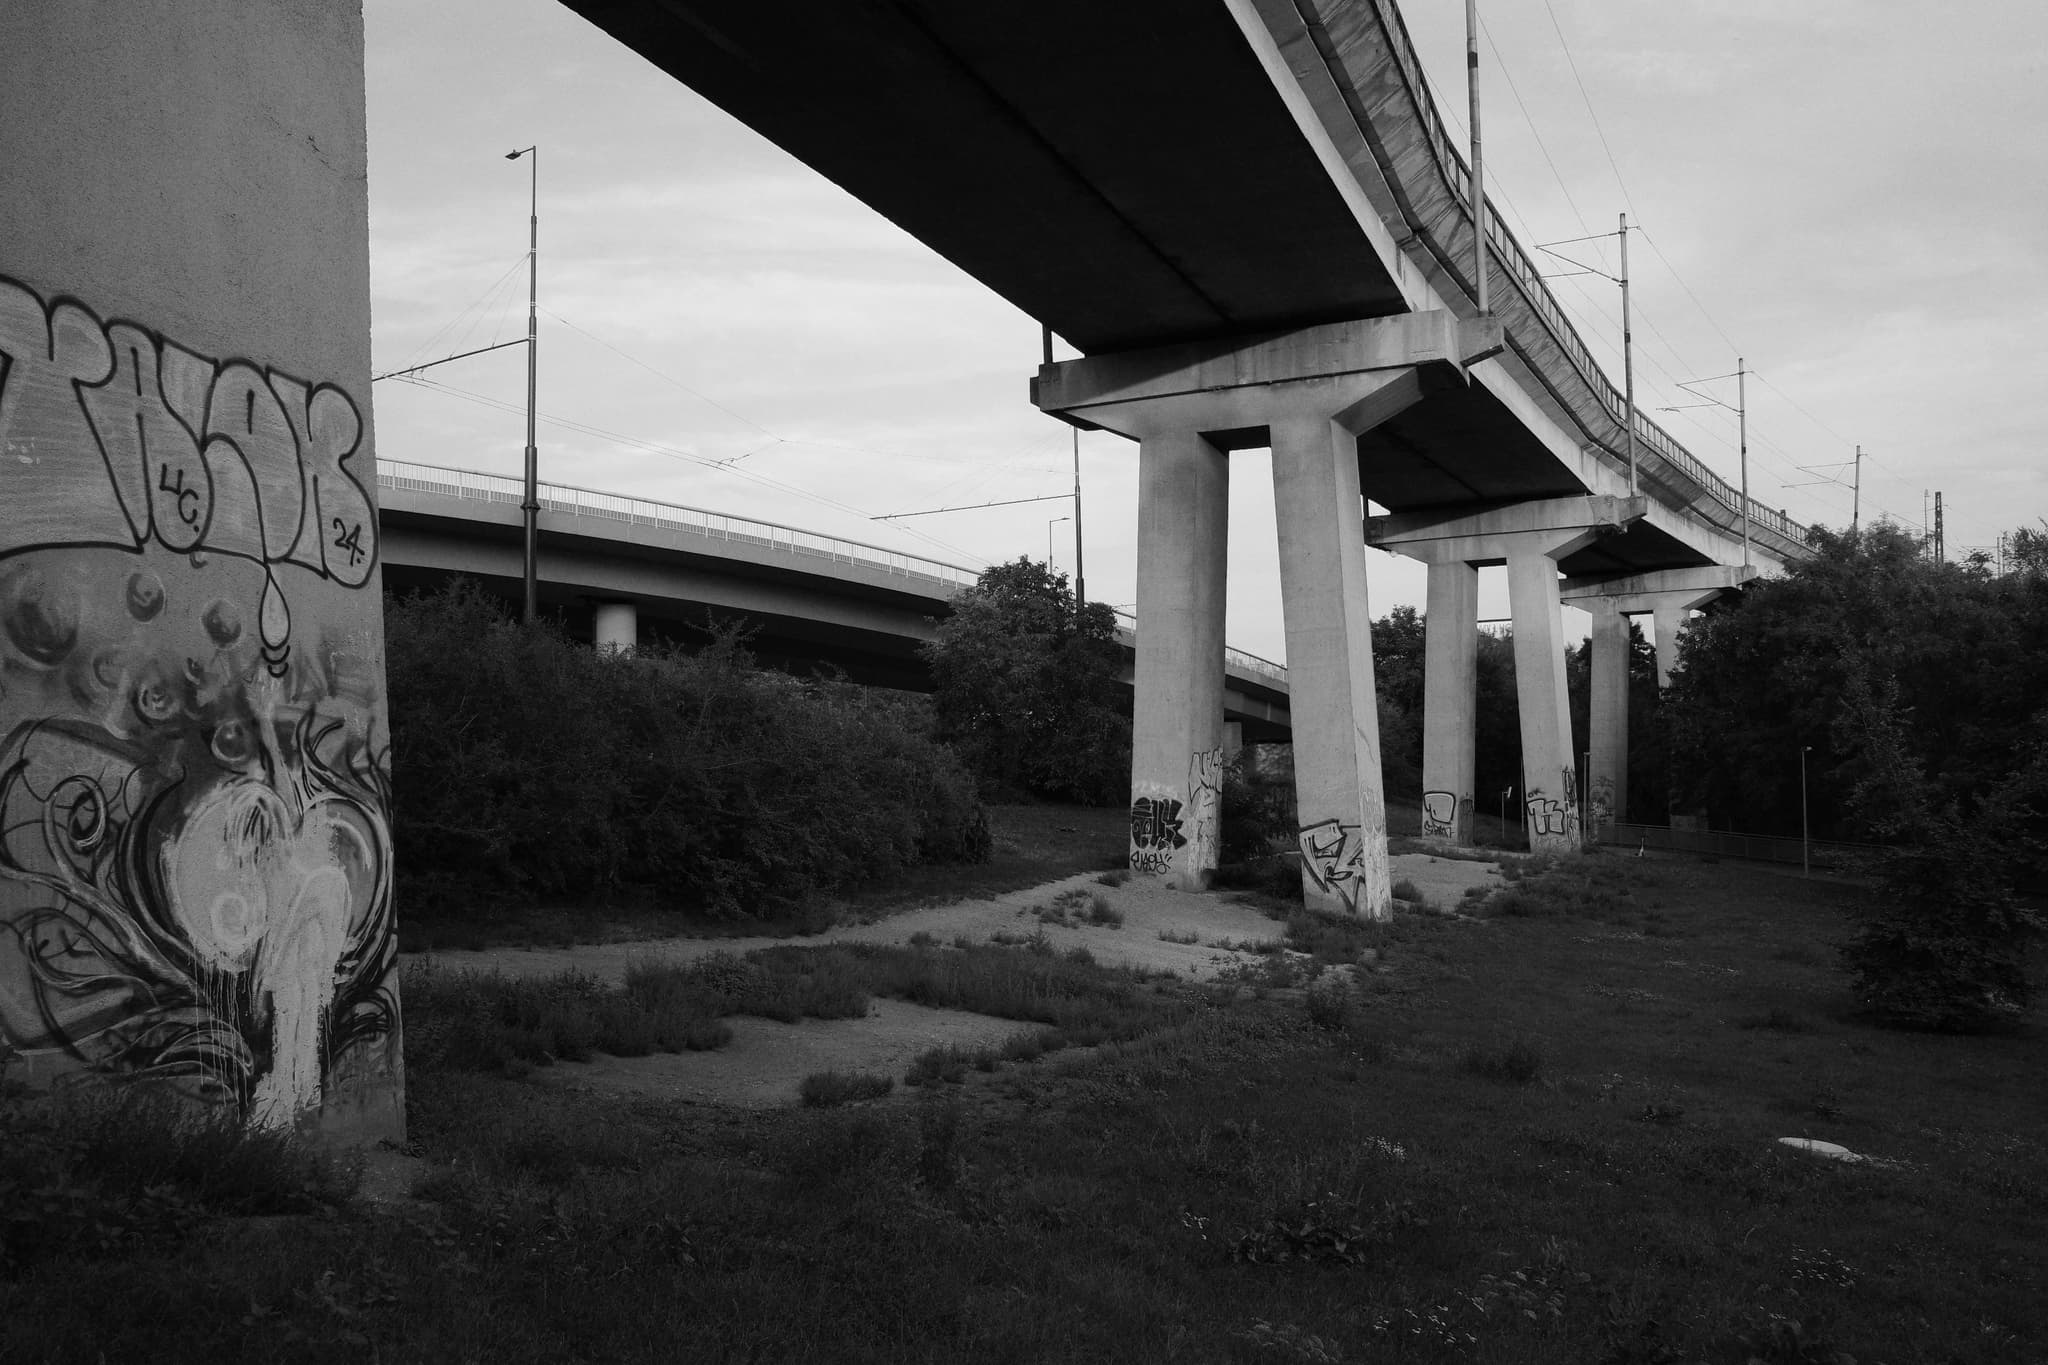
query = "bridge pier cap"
(1031, 312, 1504, 441)
(1036, 312, 1500, 916)
(0, 3, 400, 1140)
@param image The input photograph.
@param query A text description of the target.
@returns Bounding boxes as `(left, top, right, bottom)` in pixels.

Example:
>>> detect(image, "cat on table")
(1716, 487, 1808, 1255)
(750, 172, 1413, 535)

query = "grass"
(9, 859, 2046, 1363)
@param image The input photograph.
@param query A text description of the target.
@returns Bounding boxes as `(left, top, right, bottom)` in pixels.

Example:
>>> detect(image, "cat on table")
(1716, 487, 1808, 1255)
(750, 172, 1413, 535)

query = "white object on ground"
(1778, 1137, 1863, 1162)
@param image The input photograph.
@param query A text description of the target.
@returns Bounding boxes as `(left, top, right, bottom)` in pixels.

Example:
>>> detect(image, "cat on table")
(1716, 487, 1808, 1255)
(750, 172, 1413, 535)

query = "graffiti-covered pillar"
(1419, 558, 1478, 845)
(1031, 312, 1505, 902)
(1368, 496, 1649, 858)
(0, 3, 401, 1138)
(1587, 598, 1629, 838)
(1505, 542, 1581, 854)
(1127, 426, 1229, 888)
(1270, 408, 1396, 919)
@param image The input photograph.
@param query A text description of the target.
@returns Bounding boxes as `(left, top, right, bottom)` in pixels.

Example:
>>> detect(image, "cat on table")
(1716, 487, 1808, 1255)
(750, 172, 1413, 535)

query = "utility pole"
(1737, 357, 1749, 567)
(506, 146, 540, 624)
(1465, 0, 1488, 315)
(1071, 426, 1086, 613)
(1851, 445, 1863, 535)
(1933, 492, 1944, 563)
(1619, 213, 1637, 495)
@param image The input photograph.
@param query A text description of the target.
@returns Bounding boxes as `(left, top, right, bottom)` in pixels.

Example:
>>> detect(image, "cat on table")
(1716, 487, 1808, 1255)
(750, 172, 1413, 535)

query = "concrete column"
(1506, 546, 1580, 854)
(1420, 559, 1479, 844)
(594, 601, 639, 653)
(1652, 606, 1689, 689)
(1127, 428, 1228, 888)
(1222, 721, 1244, 761)
(1588, 600, 1629, 837)
(0, 3, 399, 1137)
(1271, 413, 1390, 919)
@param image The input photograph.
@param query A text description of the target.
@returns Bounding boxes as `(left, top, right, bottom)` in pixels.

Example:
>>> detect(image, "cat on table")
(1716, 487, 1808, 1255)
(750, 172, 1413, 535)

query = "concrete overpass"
(375, 460, 1294, 739)
(562, 0, 1806, 909)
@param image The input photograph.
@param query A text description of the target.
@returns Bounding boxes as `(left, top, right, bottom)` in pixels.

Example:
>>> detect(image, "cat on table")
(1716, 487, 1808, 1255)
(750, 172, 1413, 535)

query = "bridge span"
(562, 0, 1807, 911)
(375, 460, 1293, 739)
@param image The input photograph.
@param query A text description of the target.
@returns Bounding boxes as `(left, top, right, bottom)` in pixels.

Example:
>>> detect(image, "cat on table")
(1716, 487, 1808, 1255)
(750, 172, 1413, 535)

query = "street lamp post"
(1047, 516, 1070, 569)
(1800, 745, 1812, 878)
(506, 146, 539, 624)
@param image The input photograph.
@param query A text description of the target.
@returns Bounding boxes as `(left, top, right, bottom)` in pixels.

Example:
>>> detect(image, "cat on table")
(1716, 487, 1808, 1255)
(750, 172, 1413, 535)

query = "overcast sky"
(363, 0, 2048, 663)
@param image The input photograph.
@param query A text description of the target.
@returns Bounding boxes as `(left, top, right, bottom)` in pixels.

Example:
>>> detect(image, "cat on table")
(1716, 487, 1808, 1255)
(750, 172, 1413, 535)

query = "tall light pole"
(1800, 745, 1812, 878)
(1047, 515, 1070, 568)
(506, 145, 539, 624)
(1071, 427, 1086, 614)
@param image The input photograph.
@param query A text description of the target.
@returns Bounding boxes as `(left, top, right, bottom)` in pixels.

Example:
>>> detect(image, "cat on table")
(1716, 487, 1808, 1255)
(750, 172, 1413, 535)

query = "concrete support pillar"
(594, 601, 639, 653)
(1127, 429, 1228, 889)
(1419, 560, 1479, 844)
(1652, 606, 1689, 690)
(1588, 601, 1629, 837)
(0, 2, 400, 1137)
(1271, 413, 1390, 919)
(1222, 721, 1244, 761)
(1506, 546, 1581, 854)
(1033, 310, 1505, 911)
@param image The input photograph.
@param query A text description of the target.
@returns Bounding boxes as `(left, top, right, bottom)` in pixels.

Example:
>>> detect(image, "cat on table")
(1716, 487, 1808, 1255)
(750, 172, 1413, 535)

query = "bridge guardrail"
(1110, 611, 1288, 687)
(376, 459, 983, 590)
(1363, 0, 1803, 547)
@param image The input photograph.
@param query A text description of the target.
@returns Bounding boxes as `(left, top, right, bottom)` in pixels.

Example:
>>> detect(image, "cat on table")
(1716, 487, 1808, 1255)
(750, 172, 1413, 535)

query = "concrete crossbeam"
(1366, 495, 1649, 566)
(1562, 564, 1756, 689)
(1033, 312, 1504, 440)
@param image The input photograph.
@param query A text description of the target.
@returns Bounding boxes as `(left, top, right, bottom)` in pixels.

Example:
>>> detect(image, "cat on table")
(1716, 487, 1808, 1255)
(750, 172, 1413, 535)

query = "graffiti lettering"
(1186, 747, 1222, 872)
(1298, 817, 1367, 912)
(1130, 791, 1186, 878)
(0, 275, 379, 677)
(0, 274, 394, 1130)
(1421, 790, 1459, 839)
(1589, 775, 1615, 830)
(1525, 792, 1573, 837)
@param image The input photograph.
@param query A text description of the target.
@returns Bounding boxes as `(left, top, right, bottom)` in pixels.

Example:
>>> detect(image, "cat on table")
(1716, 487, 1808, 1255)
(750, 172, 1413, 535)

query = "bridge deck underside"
(565, 0, 1409, 354)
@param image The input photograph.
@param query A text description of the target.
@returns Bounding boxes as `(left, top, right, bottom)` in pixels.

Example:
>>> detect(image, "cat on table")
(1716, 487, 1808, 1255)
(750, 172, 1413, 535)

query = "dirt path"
(405, 851, 1503, 1109)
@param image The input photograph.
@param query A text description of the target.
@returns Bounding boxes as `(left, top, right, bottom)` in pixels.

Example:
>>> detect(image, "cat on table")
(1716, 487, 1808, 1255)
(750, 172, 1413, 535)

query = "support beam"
(1560, 565, 1753, 691)
(1128, 428, 1229, 889)
(1037, 313, 1504, 915)
(593, 600, 639, 653)
(1587, 600, 1629, 835)
(0, 1, 400, 1138)
(1373, 497, 1651, 856)
(1507, 543, 1580, 854)
(1271, 409, 1389, 919)
(1420, 560, 1478, 844)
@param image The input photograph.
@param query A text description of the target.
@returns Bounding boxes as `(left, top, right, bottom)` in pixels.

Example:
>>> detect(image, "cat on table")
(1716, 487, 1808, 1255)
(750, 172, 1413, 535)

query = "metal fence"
(1604, 822, 1881, 871)
(376, 459, 983, 590)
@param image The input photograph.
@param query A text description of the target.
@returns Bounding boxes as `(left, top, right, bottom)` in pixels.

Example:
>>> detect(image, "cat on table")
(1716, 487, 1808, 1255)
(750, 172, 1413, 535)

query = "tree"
(922, 558, 1130, 805)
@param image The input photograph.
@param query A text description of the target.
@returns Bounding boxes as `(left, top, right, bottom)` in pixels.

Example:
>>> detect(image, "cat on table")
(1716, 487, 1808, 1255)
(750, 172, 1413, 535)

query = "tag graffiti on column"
(1297, 818, 1367, 912)
(1590, 774, 1615, 828)
(0, 274, 394, 1128)
(1185, 746, 1222, 871)
(1524, 768, 1579, 839)
(1421, 790, 1459, 838)
(1129, 786, 1186, 875)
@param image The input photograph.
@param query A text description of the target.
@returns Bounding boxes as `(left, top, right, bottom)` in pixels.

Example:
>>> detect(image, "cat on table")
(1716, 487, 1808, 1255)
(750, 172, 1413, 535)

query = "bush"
(385, 582, 989, 920)
(1462, 1039, 1544, 1085)
(800, 1071, 896, 1107)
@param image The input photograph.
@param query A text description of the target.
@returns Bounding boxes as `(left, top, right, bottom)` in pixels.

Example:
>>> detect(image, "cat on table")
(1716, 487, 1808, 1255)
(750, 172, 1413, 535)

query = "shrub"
(800, 1071, 896, 1107)
(1220, 759, 1296, 864)
(1305, 977, 1353, 1031)
(385, 581, 990, 921)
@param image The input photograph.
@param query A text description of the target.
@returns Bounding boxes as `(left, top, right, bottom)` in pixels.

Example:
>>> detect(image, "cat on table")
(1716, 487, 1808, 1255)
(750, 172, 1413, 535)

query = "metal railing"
(1109, 609, 1289, 687)
(375, 459, 982, 590)
(1362, 0, 1804, 546)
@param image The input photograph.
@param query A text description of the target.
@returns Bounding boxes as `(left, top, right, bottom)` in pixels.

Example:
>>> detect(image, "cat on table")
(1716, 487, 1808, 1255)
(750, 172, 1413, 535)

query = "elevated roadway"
(375, 460, 1293, 737)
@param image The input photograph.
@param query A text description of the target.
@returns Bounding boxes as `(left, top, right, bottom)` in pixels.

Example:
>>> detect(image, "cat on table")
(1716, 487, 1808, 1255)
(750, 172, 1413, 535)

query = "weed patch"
(1461, 1037, 1545, 1084)
(799, 1070, 895, 1106)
